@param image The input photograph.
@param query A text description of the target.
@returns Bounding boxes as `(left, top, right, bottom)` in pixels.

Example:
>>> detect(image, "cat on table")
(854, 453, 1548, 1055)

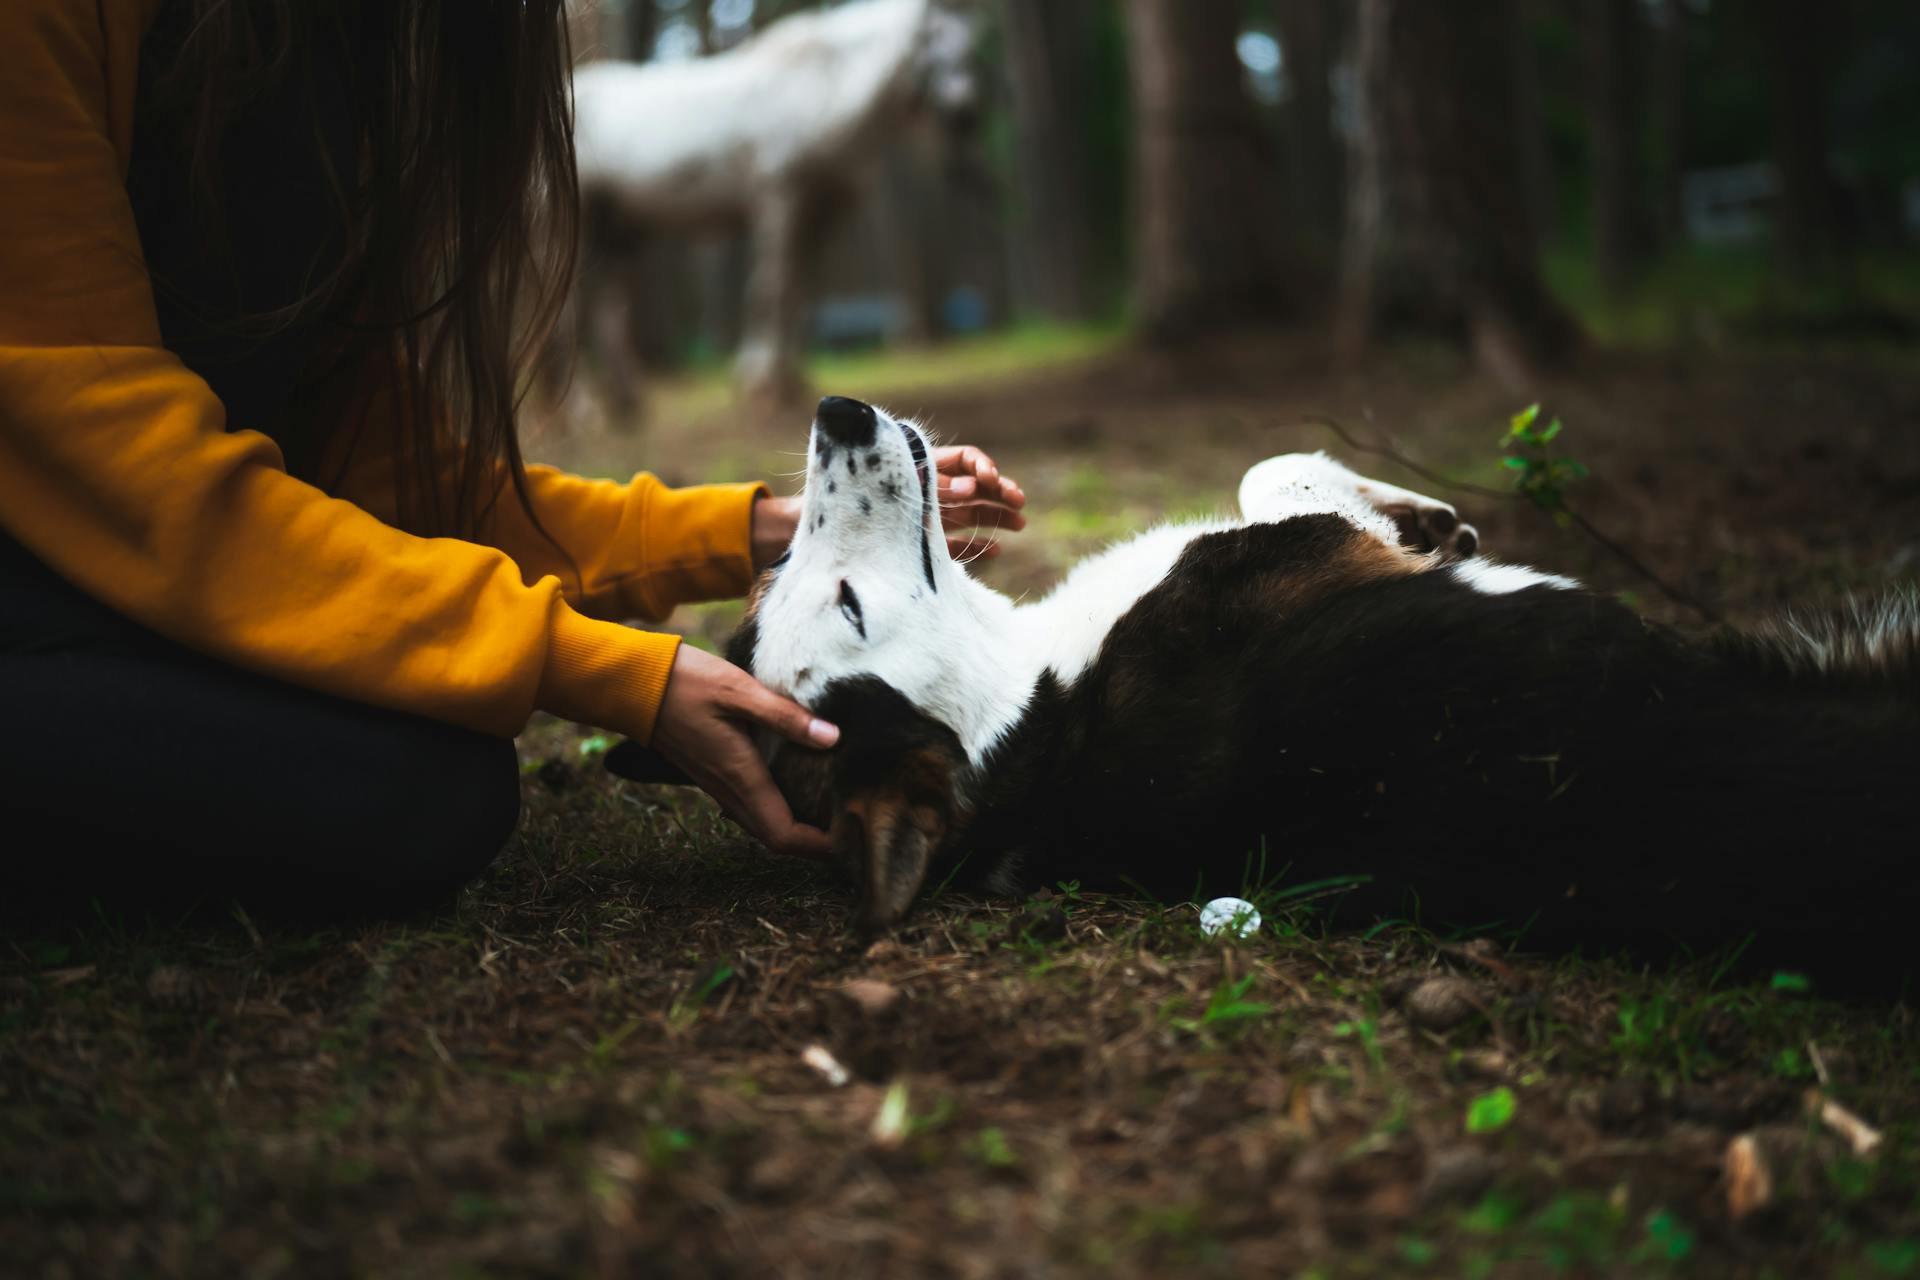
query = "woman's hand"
(750, 445, 1027, 568)
(934, 444, 1026, 559)
(650, 645, 840, 860)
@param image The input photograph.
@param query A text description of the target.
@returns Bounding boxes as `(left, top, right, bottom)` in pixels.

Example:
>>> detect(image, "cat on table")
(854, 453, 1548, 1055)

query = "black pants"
(0, 535, 520, 918)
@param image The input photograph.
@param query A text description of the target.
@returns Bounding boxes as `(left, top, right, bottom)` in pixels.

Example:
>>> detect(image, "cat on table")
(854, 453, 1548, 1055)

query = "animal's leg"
(566, 191, 651, 431)
(588, 243, 649, 432)
(1238, 452, 1479, 558)
(736, 191, 809, 405)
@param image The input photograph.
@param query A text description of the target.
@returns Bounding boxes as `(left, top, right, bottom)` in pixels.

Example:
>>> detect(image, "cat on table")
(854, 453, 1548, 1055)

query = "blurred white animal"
(563, 0, 976, 414)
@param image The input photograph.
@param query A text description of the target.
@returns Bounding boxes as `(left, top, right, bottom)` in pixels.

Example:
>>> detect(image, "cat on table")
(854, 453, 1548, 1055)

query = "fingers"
(649, 646, 839, 860)
(689, 742, 835, 862)
(728, 674, 840, 750)
(934, 445, 1026, 521)
(721, 761, 837, 862)
(934, 444, 996, 483)
(937, 472, 1027, 507)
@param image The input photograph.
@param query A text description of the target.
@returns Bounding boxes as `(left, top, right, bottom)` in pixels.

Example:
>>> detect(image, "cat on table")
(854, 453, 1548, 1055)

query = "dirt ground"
(5, 334, 1920, 1277)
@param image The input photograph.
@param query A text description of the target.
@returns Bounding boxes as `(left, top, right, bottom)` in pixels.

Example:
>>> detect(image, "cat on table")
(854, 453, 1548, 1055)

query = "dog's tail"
(1709, 586, 1920, 699)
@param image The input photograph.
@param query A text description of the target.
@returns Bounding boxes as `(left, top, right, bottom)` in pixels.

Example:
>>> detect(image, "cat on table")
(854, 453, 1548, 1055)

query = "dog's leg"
(1239, 452, 1478, 559)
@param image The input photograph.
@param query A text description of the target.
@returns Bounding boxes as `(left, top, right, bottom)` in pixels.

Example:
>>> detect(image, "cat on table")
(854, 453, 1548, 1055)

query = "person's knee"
(286, 725, 520, 915)
(376, 731, 522, 901)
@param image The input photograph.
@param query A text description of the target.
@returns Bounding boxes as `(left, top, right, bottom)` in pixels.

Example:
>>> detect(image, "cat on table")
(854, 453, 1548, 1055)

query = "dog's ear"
(812, 677, 967, 933)
(835, 742, 961, 933)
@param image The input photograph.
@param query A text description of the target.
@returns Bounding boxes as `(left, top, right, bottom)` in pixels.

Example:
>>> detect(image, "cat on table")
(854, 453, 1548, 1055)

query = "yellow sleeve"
(0, 0, 692, 744)
(496, 468, 768, 623)
(327, 426, 767, 623)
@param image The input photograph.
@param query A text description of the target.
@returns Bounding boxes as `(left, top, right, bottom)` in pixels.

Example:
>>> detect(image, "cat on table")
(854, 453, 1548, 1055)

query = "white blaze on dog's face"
(751, 397, 995, 748)
(747, 395, 1016, 931)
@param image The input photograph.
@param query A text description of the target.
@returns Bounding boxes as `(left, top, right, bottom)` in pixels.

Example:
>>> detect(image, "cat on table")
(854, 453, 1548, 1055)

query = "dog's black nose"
(815, 396, 877, 448)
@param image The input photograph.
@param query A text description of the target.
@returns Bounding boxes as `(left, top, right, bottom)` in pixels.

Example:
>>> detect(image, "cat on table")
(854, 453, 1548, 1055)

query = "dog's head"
(730, 396, 994, 930)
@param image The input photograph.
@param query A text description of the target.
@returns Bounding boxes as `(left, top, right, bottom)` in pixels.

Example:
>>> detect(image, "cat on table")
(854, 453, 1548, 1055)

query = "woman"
(0, 0, 1023, 910)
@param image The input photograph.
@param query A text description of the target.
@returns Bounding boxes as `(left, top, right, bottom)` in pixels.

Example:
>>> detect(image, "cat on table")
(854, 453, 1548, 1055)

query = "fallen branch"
(801, 1043, 851, 1088)
(1724, 1133, 1773, 1220)
(1807, 1088, 1883, 1158)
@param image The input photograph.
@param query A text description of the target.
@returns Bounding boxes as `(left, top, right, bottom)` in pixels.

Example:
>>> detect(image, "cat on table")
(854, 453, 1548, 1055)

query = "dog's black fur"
(635, 513, 1916, 982)
(966, 518, 1914, 961)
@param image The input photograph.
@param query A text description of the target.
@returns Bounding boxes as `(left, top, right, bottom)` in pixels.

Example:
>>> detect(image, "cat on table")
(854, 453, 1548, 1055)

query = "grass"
(647, 320, 1128, 424)
(1544, 241, 1920, 351)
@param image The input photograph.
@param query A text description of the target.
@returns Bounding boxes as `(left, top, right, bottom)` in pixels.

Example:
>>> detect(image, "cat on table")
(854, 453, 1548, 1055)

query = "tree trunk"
(1337, 0, 1579, 380)
(1124, 0, 1292, 341)
(1652, 0, 1689, 247)
(1275, 0, 1341, 261)
(1510, 0, 1556, 254)
(1333, 0, 1385, 361)
(692, 0, 714, 55)
(625, 0, 657, 61)
(1758, 0, 1838, 277)
(1584, 0, 1649, 294)
(565, 0, 605, 62)
(1002, 0, 1097, 320)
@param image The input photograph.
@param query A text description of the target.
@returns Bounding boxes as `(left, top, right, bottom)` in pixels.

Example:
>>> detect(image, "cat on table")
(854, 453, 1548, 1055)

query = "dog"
(616, 396, 1918, 975)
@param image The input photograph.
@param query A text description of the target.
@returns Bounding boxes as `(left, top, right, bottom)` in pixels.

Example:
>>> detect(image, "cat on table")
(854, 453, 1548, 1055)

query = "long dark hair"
(151, 0, 578, 542)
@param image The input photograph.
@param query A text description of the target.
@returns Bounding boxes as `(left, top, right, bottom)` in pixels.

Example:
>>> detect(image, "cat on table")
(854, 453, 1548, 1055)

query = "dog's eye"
(838, 580, 866, 638)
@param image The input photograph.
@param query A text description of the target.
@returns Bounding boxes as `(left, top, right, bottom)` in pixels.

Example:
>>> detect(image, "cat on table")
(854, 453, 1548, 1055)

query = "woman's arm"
(328, 428, 773, 620)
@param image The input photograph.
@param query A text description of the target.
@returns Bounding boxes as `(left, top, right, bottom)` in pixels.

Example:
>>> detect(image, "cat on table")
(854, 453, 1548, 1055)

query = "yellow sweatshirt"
(0, 0, 759, 745)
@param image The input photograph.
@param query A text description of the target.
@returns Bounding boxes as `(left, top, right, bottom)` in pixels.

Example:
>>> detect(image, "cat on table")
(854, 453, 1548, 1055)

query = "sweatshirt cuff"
(537, 601, 682, 744)
(637, 479, 768, 606)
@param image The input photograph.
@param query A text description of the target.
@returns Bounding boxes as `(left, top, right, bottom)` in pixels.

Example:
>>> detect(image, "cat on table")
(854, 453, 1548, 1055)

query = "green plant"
(1771, 1045, 1815, 1080)
(1334, 1017, 1387, 1074)
(667, 963, 735, 1032)
(642, 1125, 696, 1170)
(1465, 1086, 1517, 1134)
(1636, 1209, 1696, 1265)
(1500, 404, 1588, 513)
(1867, 1238, 1920, 1276)
(588, 1017, 642, 1071)
(968, 1126, 1019, 1170)
(1612, 992, 1675, 1060)
(1167, 973, 1270, 1035)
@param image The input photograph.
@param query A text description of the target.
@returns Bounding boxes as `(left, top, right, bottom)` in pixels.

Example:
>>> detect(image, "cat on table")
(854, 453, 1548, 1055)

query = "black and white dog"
(627, 396, 1918, 968)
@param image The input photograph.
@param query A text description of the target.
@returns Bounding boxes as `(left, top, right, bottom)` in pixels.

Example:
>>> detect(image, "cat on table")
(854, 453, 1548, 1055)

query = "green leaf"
(1509, 403, 1541, 433)
(1465, 1086, 1517, 1134)
(970, 1126, 1019, 1169)
(1462, 1189, 1525, 1234)
(1772, 1046, 1812, 1079)
(1643, 1209, 1695, 1262)
(1867, 1238, 1920, 1276)
(1771, 970, 1812, 993)
(579, 734, 611, 758)
(1502, 456, 1529, 470)
(1539, 418, 1563, 442)
(1196, 973, 1270, 1028)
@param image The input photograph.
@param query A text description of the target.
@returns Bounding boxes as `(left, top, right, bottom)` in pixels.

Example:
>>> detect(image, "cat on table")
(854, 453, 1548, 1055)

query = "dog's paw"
(1380, 498, 1479, 561)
